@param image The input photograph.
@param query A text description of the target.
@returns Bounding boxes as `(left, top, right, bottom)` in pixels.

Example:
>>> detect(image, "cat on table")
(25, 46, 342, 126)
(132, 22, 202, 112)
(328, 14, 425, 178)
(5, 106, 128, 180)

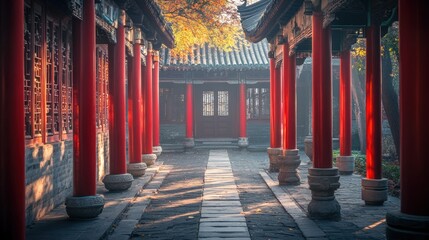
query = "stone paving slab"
(105, 167, 171, 240)
(26, 162, 163, 240)
(199, 150, 251, 240)
(260, 171, 327, 239)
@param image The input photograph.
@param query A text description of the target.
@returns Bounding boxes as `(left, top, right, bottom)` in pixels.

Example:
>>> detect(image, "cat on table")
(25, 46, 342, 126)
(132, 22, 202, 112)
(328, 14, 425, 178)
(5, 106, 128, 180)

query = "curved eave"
(242, 0, 303, 43)
(136, 0, 175, 49)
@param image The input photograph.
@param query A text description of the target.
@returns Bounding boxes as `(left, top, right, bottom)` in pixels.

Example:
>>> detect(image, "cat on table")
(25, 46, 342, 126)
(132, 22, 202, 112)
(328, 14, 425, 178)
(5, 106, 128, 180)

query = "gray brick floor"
(26, 149, 400, 240)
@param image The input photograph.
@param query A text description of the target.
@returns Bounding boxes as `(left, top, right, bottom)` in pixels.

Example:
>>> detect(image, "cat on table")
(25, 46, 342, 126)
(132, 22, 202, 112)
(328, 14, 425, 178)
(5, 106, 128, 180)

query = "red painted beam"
(76, 0, 97, 196)
(0, 0, 25, 238)
(186, 83, 194, 138)
(239, 83, 247, 138)
(130, 42, 142, 163)
(143, 50, 153, 154)
(312, 12, 333, 168)
(399, 0, 429, 215)
(365, 25, 382, 180)
(153, 54, 160, 147)
(340, 50, 352, 156)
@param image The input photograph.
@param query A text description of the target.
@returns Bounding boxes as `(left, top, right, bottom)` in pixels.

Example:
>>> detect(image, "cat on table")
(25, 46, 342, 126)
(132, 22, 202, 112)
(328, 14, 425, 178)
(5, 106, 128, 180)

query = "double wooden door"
(194, 83, 238, 138)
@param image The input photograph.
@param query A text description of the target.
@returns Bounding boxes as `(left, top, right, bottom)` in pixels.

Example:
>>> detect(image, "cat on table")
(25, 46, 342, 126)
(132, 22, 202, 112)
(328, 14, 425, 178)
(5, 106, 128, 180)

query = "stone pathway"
(199, 150, 250, 239)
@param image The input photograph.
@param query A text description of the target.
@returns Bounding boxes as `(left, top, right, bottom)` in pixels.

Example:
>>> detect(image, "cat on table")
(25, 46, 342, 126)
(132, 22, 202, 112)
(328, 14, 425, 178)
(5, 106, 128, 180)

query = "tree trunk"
(351, 61, 366, 153)
(381, 49, 400, 159)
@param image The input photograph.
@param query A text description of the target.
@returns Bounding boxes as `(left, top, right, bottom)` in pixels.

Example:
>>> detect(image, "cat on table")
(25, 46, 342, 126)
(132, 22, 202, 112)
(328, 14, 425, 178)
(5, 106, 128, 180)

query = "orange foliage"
(156, 0, 242, 57)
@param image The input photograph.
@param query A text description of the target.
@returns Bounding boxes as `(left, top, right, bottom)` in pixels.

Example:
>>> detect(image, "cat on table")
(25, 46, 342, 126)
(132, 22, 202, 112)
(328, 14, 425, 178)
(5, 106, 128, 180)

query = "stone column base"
(102, 173, 133, 191)
(278, 149, 301, 185)
(127, 162, 147, 178)
(153, 146, 162, 157)
(304, 136, 313, 161)
(267, 147, 282, 172)
(184, 138, 195, 148)
(238, 137, 249, 148)
(65, 195, 104, 219)
(336, 155, 355, 175)
(386, 211, 429, 239)
(308, 167, 341, 220)
(361, 178, 388, 205)
(142, 153, 157, 166)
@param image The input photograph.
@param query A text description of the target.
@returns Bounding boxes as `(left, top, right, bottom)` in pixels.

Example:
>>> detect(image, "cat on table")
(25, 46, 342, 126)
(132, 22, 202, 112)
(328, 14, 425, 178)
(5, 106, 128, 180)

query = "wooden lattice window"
(24, 2, 73, 144)
(247, 87, 270, 120)
(203, 91, 215, 116)
(96, 46, 109, 129)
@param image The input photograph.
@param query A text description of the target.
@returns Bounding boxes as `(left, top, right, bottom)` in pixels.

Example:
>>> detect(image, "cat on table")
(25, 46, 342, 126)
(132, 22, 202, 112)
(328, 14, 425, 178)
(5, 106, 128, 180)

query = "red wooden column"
(278, 42, 300, 185)
(102, 10, 133, 191)
(142, 44, 157, 165)
(185, 81, 195, 148)
(307, 11, 340, 220)
(361, 24, 387, 206)
(152, 51, 162, 156)
(238, 81, 249, 148)
(127, 28, 146, 177)
(0, 0, 25, 237)
(267, 53, 282, 172)
(66, 0, 104, 218)
(387, 1, 429, 238)
(336, 50, 355, 175)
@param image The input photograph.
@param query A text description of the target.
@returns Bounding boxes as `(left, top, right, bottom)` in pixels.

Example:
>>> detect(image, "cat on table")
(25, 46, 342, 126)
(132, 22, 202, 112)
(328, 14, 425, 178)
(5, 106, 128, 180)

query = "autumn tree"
(156, 0, 242, 57)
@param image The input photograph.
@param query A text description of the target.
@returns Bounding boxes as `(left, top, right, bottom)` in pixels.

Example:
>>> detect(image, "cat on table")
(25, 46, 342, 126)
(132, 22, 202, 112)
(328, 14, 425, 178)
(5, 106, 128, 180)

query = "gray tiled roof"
(160, 39, 269, 71)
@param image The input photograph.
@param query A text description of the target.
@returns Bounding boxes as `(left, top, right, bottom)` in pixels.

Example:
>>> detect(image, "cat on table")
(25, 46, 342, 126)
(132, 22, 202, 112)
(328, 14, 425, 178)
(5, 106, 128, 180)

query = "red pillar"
(110, 12, 127, 175)
(239, 83, 247, 138)
(283, 49, 297, 150)
(153, 52, 160, 148)
(77, 0, 97, 196)
(143, 46, 154, 154)
(269, 58, 281, 148)
(398, 0, 429, 217)
(365, 25, 382, 180)
(130, 36, 142, 164)
(281, 43, 289, 150)
(312, 12, 333, 168)
(186, 83, 194, 139)
(308, 12, 340, 220)
(387, 2, 429, 238)
(128, 55, 134, 165)
(0, 0, 25, 238)
(339, 50, 352, 156)
(336, 49, 355, 175)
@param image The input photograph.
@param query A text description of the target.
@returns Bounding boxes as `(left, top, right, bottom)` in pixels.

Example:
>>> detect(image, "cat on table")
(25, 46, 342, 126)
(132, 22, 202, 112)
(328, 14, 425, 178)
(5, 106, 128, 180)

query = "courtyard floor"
(26, 149, 399, 240)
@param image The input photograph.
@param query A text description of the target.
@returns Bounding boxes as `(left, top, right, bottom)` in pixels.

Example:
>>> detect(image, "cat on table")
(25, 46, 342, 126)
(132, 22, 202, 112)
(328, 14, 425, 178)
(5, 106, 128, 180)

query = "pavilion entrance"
(194, 83, 238, 138)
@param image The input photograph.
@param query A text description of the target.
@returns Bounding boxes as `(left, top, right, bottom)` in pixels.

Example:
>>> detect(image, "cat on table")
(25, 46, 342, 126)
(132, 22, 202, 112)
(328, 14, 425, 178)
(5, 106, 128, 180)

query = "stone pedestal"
(336, 155, 355, 175)
(308, 167, 341, 220)
(304, 136, 313, 161)
(127, 162, 147, 178)
(102, 173, 133, 191)
(267, 147, 282, 172)
(65, 195, 104, 219)
(153, 146, 162, 157)
(238, 137, 249, 148)
(278, 149, 301, 185)
(386, 211, 429, 239)
(361, 178, 387, 205)
(142, 153, 157, 166)
(184, 138, 195, 148)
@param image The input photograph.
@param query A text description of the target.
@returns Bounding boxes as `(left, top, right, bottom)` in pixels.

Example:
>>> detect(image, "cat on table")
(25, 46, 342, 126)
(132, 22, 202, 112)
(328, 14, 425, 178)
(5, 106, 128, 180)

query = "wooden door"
(195, 83, 238, 138)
